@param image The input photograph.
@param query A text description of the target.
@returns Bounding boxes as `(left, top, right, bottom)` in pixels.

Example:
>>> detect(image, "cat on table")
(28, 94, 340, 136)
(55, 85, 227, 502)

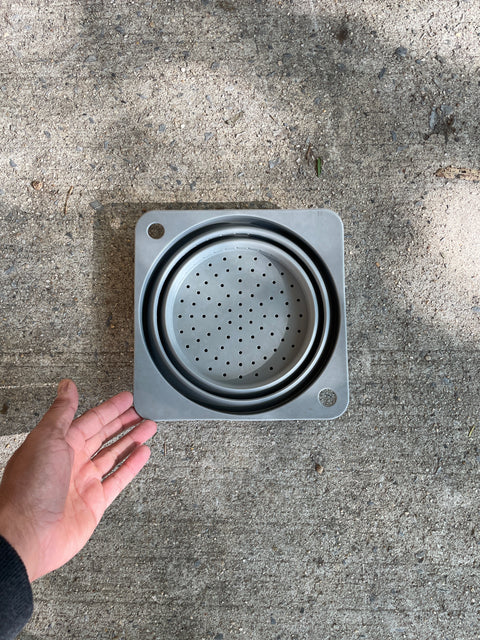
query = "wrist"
(0, 507, 37, 582)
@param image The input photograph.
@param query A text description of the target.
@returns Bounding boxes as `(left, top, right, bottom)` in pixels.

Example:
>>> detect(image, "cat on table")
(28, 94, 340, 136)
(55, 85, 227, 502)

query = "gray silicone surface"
(134, 209, 348, 420)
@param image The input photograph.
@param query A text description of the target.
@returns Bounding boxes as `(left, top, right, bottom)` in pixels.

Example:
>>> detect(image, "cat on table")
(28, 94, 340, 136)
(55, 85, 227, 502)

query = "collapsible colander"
(134, 209, 348, 420)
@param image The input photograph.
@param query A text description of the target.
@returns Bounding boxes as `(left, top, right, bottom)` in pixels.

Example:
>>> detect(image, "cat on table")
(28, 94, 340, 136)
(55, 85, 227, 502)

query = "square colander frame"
(134, 209, 348, 420)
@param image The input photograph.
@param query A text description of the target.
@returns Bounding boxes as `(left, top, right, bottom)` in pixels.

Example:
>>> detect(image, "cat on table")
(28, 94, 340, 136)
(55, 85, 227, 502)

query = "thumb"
(37, 379, 79, 436)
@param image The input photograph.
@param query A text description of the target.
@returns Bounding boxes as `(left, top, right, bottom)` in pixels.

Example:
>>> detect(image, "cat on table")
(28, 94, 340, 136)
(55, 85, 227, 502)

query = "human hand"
(0, 380, 157, 582)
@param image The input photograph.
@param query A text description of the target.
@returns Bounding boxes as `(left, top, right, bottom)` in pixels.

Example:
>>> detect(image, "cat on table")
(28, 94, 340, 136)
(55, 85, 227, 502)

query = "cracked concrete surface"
(0, 1, 479, 638)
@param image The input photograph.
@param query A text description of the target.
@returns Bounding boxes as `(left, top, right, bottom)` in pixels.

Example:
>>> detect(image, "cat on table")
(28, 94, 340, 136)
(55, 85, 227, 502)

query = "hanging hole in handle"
(148, 223, 165, 239)
(318, 389, 337, 407)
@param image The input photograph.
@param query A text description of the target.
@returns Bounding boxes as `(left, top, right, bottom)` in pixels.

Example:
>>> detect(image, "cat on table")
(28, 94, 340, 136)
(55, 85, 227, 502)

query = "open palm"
(0, 380, 157, 581)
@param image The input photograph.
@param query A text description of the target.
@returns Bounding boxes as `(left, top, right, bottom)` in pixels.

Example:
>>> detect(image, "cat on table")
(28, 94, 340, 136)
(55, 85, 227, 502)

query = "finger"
(71, 391, 134, 441)
(37, 379, 79, 436)
(92, 420, 157, 477)
(102, 445, 152, 509)
(84, 407, 142, 458)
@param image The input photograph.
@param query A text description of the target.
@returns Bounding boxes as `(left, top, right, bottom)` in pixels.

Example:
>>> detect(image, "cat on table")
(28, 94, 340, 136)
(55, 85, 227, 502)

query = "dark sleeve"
(0, 535, 33, 640)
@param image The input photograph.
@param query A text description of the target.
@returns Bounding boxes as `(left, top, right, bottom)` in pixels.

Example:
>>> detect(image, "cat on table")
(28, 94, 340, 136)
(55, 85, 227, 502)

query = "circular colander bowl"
(142, 221, 339, 413)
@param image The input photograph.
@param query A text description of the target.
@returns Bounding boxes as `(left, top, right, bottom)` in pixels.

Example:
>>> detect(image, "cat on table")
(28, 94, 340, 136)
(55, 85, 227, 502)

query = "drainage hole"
(290, 284, 294, 288)
(220, 346, 225, 350)
(223, 373, 227, 377)
(238, 314, 243, 319)
(269, 296, 273, 300)
(253, 257, 258, 261)
(274, 314, 279, 318)
(190, 314, 194, 318)
(226, 335, 231, 339)
(192, 302, 196, 306)
(196, 339, 200, 343)
(238, 338, 243, 343)
(226, 269, 230, 273)
(207, 297, 211, 301)
(251, 268, 255, 272)
(208, 367, 212, 371)
(287, 314, 291, 318)
(259, 302, 263, 307)
(255, 372, 259, 376)
(286, 326, 290, 331)
(207, 333, 211, 337)
(226, 294, 231, 298)
(319, 389, 337, 407)
(218, 326, 222, 331)
(282, 356, 286, 360)
(228, 320, 232, 325)
(178, 314, 182, 318)
(239, 302, 243, 307)
(214, 273, 218, 277)
(196, 272, 200, 276)
(239, 375, 243, 379)
(272, 281, 276, 285)
(256, 284, 261, 288)
(222, 257, 227, 261)
(180, 330, 184, 334)
(214, 356, 218, 360)
(251, 361, 255, 365)
(195, 357, 199, 361)
(239, 326, 243, 330)
(148, 223, 165, 239)
(196, 291, 201, 295)
(270, 332, 274, 336)
(239, 351, 243, 355)
(204, 281, 208, 285)
(299, 314, 303, 318)
(269, 366, 274, 371)
(238, 279, 243, 283)
(263, 356, 267, 360)
(257, 345, 261, 350)
(204, 348, 208, 353)
(186, 345, 190, 349)
(220, 283, 224, 288)
(239, 363, 243, 367)
(251, 335, 255, 339)
(226, 361, 230, 365)
(238, 291, 242, 295)
(180, 299, 184, 303)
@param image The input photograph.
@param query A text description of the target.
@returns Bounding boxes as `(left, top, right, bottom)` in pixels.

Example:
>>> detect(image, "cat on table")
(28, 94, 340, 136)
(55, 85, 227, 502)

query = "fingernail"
(57, 379, 71, 395)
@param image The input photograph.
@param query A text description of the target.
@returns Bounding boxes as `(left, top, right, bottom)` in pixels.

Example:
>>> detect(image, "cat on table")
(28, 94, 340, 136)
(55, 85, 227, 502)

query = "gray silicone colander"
(134, 209, 348, 420)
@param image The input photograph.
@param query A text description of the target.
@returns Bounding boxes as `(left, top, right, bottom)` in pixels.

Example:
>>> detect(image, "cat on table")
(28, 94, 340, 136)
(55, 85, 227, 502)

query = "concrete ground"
(1, 0, 479, 638)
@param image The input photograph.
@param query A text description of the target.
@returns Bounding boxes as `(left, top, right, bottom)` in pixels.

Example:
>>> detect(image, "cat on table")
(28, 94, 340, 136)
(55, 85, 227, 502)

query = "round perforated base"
(162, 238, 318, 394)
(143, 220, 338, 413)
